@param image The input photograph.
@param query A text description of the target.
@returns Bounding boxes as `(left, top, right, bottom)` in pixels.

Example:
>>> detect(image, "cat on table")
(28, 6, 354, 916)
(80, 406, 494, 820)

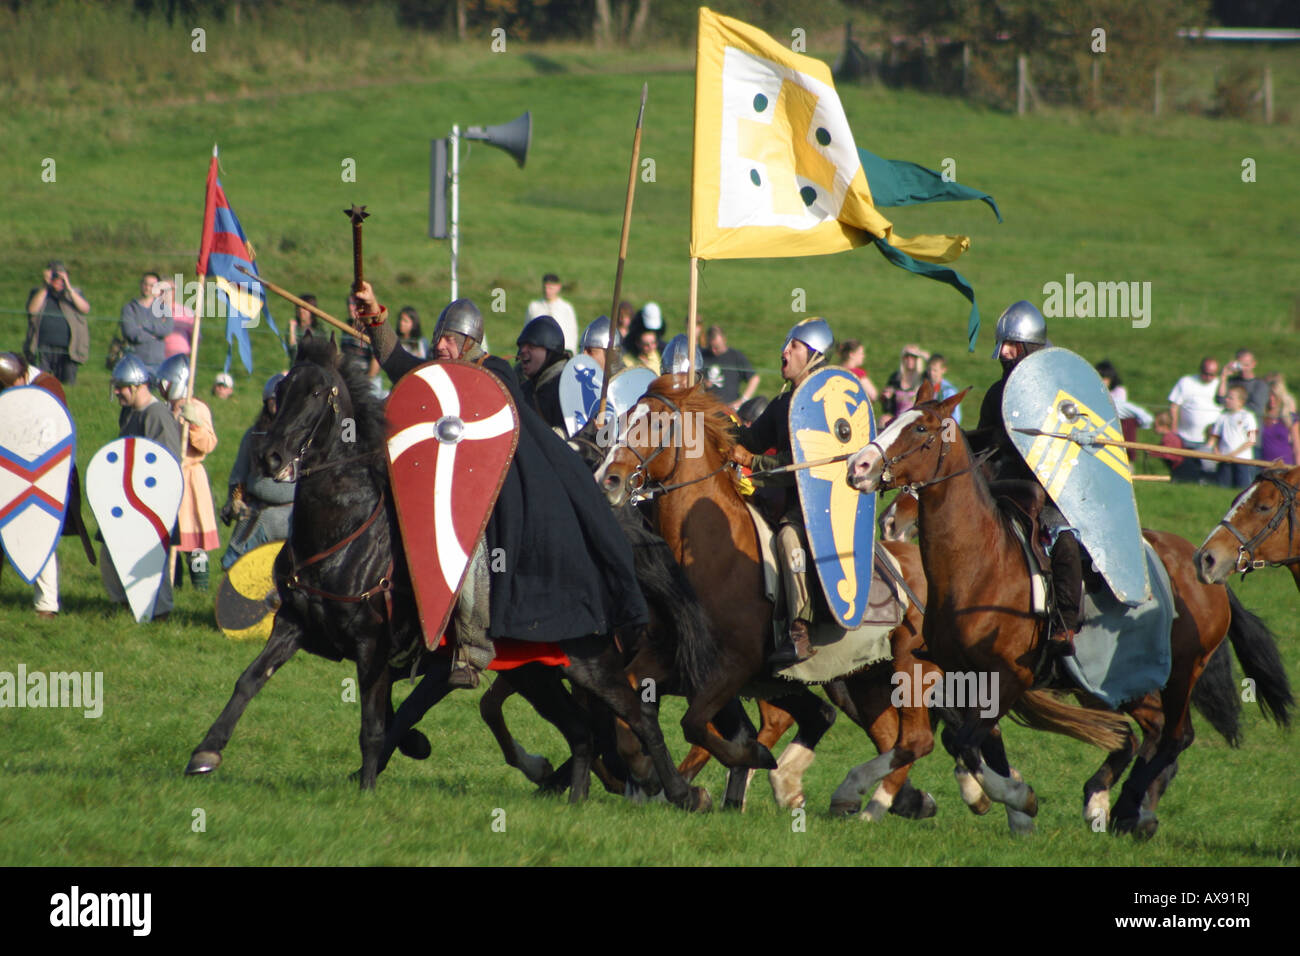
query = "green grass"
(0, 21, 1298, 866)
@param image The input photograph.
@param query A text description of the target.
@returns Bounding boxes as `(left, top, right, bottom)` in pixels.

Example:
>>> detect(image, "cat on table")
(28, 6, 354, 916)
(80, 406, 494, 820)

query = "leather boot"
(448, 645, 481, 690)
(771, 620, 815, 667)
(1047, 627, 1076, 657)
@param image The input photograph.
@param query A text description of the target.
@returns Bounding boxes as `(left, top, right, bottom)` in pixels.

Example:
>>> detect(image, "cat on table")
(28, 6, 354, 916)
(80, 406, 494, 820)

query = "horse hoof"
(1111, 814, 1137, 836)
(690, 786, 713, 812)
(185, 751, 222, 775)
(1022, 786, 1039, 818)
(1006, 808, 1036, 835)
(398, 730, 432, 760)
(968, 794, 992, 816)
(910, 792, 938, 819)
(829, 800, 861, 817)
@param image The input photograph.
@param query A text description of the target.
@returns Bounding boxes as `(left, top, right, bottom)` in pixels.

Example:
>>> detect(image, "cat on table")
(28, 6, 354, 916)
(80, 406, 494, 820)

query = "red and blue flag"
(197, 147, 281, 373)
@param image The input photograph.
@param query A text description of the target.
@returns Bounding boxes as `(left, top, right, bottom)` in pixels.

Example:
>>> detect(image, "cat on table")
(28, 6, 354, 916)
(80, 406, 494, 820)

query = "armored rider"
(515, 315, 570, 434)
(354, 285, 648, 690)
(728, 317, 833, 666)
(964, 300, 1083, 657)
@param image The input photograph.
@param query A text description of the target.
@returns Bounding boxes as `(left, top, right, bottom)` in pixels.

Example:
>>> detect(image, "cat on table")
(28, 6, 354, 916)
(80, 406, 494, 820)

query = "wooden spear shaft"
(236, 265, 370, 345)
(596, 83, 648, 428)
(1013, 428, 1284, 469)
(748, 451, 852, 479)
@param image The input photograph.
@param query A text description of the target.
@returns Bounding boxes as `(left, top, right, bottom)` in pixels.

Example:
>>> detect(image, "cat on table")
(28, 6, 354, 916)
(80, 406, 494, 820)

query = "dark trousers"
(37, 349, 77, 384)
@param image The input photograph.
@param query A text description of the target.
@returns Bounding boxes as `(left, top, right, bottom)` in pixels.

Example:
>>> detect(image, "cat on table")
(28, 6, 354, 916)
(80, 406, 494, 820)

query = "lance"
(747, 452, 853, 480)
(1012, 428, 1285, 469)
(596, 83, 648, 428)
(236, 265, 370, 345)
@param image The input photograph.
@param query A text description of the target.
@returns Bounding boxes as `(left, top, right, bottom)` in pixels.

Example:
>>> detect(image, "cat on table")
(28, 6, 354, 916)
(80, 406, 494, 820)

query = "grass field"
(0, 8, 1298, 867)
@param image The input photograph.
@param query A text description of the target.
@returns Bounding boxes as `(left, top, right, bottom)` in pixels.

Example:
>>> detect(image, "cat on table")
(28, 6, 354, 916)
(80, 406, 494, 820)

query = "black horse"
(185, 338, 709, 809)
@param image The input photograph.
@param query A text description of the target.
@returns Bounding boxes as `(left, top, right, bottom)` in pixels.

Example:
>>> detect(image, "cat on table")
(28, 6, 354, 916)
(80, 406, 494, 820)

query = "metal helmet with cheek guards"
(434, 298, 484, 346)
(263, 372, 287, 402)
(156, 354, 191, 401)
(580, 315, 620, 352)
(659, 334, 705, 378)
(111, 353, 151, 388)
(990, 300, 1047, 359)
(783, 317, 834, 357)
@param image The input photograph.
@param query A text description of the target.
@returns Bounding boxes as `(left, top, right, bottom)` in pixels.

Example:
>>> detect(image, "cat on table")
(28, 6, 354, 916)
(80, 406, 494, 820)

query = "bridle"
(1216, 471, 1300, 575)
(615, 392, 728, 502)
(867, 415, 990, 495)
(271, 369, 380, 480)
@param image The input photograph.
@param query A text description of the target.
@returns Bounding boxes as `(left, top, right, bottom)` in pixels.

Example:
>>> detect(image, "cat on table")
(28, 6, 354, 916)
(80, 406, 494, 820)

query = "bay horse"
(599, 376, 949, 820)
(185, 339, 708, 809)
(1196, 464, 1300, 592)
(849, 392, 1293, 835)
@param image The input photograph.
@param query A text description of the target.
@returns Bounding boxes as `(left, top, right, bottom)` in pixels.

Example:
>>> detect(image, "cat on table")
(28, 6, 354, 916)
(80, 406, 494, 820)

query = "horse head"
(849, 390, 968, 494)
(261, 337, 360, 483)
(1195, 465, 1300, 585)
(600, 376, 728, 508)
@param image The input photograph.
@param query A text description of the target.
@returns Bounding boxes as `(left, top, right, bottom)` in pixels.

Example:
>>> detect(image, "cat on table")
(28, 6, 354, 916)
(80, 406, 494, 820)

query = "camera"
(47, 261, 65, 279)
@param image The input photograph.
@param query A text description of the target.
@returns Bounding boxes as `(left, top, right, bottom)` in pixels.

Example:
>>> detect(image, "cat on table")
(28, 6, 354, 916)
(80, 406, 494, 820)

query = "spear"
(1012, 428, 1285, 469)
(596, 83, 648, 428)
(236, 265, 369, 344)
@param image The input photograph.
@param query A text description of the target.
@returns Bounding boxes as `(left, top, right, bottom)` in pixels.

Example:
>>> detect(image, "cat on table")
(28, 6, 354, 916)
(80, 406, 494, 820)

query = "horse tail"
(1010, 691, 1130, 751)
(1189, 639, 1243, 747)
(615, 505, 718, 695)
(1224, 588, 1294, 728)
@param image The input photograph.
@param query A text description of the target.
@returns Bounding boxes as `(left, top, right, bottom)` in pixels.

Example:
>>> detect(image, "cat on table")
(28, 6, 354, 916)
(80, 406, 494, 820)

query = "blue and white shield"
(560, 355, 605, 437)
(1004, 347, 1149, 605)
(791, 367, 876, 629)
(0, 385, 76, 583)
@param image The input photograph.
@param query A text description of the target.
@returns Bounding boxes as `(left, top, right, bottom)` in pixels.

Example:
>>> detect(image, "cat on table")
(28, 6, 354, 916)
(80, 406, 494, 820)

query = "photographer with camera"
(24, 261, 91, 385)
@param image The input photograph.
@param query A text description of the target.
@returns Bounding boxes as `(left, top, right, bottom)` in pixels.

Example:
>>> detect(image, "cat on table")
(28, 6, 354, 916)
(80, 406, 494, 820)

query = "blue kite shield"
(791, 366, 876, 629)
(1004, 347, 1149, 605)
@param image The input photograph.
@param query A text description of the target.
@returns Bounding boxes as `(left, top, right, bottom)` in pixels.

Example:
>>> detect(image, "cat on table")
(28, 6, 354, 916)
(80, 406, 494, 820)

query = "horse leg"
(354, 635, 394, 790)
(679, 663, 778, 771)
(1079, 692, 1155, 831)
(759, 689, 833, 810)
(377, 656, 454, 775)
(478, 673, 555, 786)
(710, 699, 759, 810)
(567, 635, 710, 811)
(509, 665, 595, 802)
(955, 716, 1039, 833)
(186, 614, 303, 776)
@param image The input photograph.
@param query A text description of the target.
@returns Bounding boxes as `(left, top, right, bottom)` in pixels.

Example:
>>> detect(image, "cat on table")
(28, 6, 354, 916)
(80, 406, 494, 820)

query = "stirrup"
(770, 620, 815, 667)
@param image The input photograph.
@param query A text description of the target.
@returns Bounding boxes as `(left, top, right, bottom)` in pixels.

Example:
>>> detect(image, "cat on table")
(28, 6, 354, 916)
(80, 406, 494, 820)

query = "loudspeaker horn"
(462, 111, 531, 169)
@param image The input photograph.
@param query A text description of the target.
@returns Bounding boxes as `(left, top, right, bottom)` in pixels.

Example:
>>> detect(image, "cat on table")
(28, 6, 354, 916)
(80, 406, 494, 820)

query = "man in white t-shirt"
(1168, 358, 1224, 479)
(1211, 385, 1258, 488)
(526, 273, 578, 353)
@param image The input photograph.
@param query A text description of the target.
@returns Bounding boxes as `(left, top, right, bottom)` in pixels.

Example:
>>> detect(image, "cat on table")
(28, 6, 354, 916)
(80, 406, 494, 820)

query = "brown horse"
(1196, 464, 1300, 591)
(849, 392, 1293, 835)
(599, 377, 944, 820)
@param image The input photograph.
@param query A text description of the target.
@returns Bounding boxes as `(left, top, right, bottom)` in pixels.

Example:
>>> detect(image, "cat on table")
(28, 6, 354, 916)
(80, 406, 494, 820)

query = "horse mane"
(294, 336, 388, 476)
(643, 375, 739, 459)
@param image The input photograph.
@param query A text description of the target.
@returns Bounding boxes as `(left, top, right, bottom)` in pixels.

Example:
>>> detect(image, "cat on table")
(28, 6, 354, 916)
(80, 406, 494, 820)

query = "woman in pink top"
(157, 280, 195, 357)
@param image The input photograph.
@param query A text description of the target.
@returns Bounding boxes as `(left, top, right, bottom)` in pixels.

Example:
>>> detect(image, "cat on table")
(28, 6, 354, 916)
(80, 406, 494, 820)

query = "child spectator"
(1210, 385, 1258, 488)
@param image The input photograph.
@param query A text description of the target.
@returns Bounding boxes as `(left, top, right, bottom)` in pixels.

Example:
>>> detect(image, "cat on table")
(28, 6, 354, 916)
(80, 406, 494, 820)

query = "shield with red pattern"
(386, 361, 519, 646)
(0, 385, 76, 583)
(86, 437, 183, 622)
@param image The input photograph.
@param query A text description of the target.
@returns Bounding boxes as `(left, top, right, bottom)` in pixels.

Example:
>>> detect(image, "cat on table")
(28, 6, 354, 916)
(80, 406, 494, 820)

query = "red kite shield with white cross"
(386, 361, 518, 647)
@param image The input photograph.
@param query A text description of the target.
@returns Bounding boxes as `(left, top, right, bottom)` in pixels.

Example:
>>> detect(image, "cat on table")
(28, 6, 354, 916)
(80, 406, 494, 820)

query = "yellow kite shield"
(791, 367, 876, 629)
(1004, 347, 1149, 605)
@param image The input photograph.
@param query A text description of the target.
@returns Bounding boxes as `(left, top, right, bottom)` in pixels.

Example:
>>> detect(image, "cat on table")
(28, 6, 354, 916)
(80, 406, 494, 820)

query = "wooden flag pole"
(596, 83, 648, 428)
(686, 257, 699, 380)
(236, 265, 369, 345)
